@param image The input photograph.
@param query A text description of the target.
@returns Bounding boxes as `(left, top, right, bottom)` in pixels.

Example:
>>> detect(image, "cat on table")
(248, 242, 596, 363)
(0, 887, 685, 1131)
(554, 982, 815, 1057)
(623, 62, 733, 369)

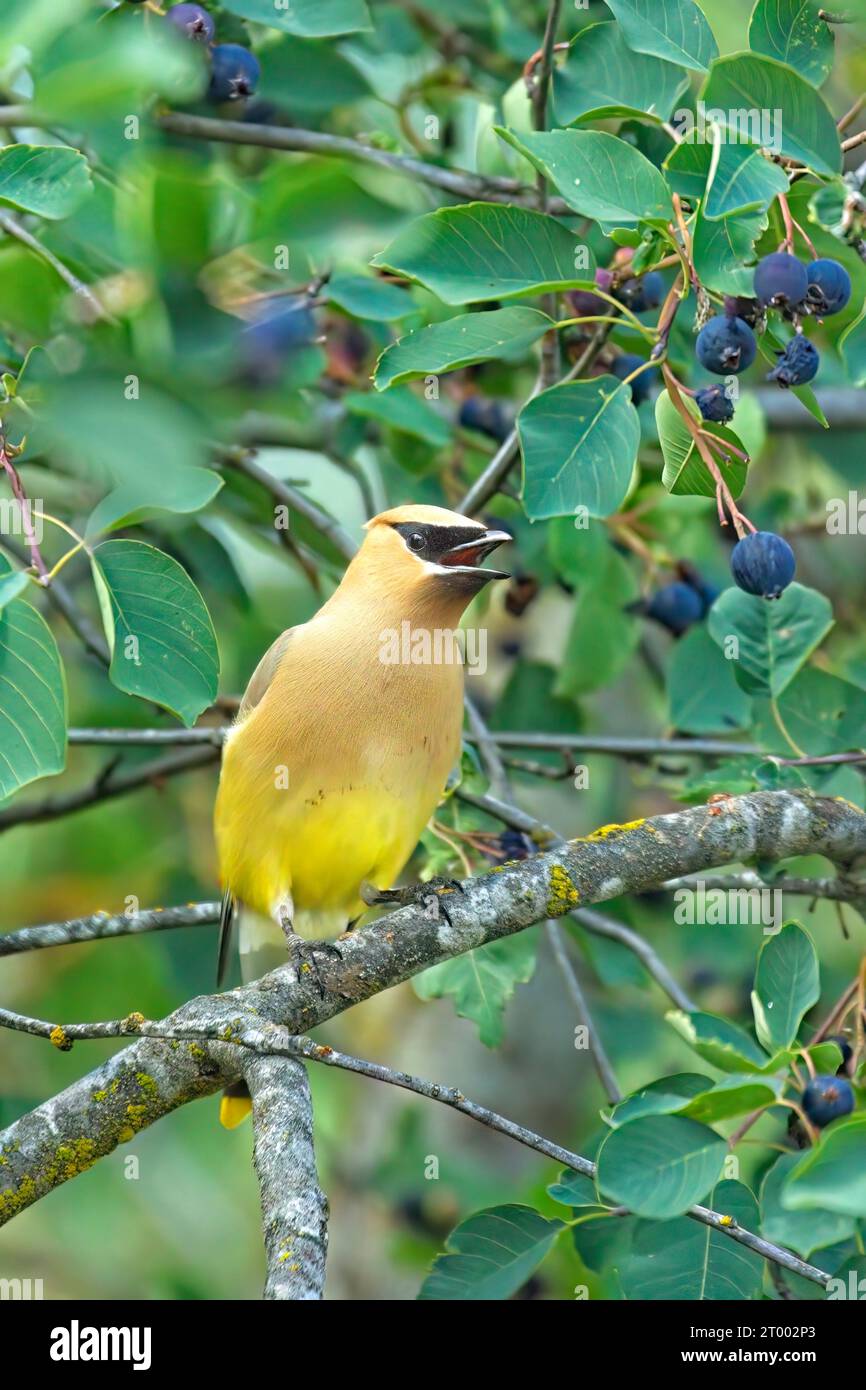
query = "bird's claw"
(361, 877, 464, 925)
(287, 935, 342, 997)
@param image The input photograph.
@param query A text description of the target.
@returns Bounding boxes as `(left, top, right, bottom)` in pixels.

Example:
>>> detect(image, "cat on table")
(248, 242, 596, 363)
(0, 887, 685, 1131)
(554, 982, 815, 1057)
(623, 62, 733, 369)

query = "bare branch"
(0, 902, 219, 957)
(243, 1053, 329, 1300)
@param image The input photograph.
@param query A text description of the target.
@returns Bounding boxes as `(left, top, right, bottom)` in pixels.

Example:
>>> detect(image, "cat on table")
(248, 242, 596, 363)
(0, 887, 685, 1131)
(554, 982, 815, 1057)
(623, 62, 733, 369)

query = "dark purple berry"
(802, 1074, 855, 1128)
(567, 288, 608, 318)
(614, 270, 664, 314)
(644, 581, 704, 636)
(165, 3, 214, 41)
(612, 353, 657, 405)
(208, 43, 261, 103)
(695, 315, 756, 375)
(768, 334, 819, 388)
(695, 384, 735, 423)
(730, 531, 795, 600)
(804, 259, 851, 316)
(753, 252, 808, 310)
(240, 297, 318, 385)
(459, 396, 510, 443)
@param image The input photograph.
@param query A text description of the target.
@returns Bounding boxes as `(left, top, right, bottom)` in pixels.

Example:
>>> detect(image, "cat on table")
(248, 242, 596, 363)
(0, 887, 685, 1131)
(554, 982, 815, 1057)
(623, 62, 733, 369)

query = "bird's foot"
(361, 877, 464, 926)
(277, 908, 342, 995)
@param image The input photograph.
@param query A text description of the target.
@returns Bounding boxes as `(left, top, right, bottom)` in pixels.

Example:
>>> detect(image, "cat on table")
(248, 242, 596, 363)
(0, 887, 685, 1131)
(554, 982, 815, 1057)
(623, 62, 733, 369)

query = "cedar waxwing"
(214, 504, 509, 1126)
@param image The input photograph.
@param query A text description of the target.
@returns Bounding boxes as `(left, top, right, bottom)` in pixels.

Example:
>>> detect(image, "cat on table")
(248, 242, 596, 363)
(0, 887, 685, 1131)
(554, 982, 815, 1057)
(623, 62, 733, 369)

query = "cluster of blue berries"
(695, 253, 851, 400)
(165, 4, 261, 103)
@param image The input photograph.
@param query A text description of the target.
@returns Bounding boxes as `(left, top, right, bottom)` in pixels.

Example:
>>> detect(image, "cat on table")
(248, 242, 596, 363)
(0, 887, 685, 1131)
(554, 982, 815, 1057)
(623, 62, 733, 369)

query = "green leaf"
(667, 625, 753, 734)
(609, 1073, 710, 1127)
(761, 1153, 856, 1257)
(86, 468, 223, 538)
(326, 272, 415, 321)
(547, 1170, 606, 1207)
(418, 1205, 564, 1300)
(751, 921, 819, 1053)
(518, 376, 640, 520)
(372, 204, 596, 305)
(748, 0, 835, 88)
(413, 931, 538, 1048)
(0, 570, 31, 611)
(699, 53, 841, 177)
(692, 204, 767, 295)
(596, 1114, 726, 1218)
(374, 308, 550, 390)
(0, 145, 92, 220)
(0, 597, 67, 797)
(707, 583, 834, 699)
(495, 128, 671, 229)
(783, 1117, 866, 1218)
(679, 1073, 783, 1123)
(344, 387, 451, 447)
(221, 0, 371, 37)
(92, 540, 219, 727)
(605, 0, 718, 72)
(553, 21, 689, 126)
(655, 388, 748, 499)
(664, 138, 789, 219)
(619, 1180, 763, 1299)
(667, 1009, 770, 1072)
(754, 668, 866, 758)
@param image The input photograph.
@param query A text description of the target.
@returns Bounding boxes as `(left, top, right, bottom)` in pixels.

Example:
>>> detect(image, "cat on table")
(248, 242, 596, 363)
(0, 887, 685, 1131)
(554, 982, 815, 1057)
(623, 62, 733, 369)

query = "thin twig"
(0, 212, 108, 322)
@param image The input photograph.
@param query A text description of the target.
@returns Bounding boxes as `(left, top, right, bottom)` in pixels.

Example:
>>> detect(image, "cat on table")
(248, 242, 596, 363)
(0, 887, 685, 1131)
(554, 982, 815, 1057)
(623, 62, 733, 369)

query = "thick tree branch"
(243, 1053, 329, 1300)
(2, 790, 864, 1229)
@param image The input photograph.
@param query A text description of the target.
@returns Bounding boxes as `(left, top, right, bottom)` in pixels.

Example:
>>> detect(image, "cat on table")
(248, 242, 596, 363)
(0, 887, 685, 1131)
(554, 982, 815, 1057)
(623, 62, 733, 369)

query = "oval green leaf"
(92, 539, 219, 727)
(554, 21, 690, 126)
(0, 597, 67, 797)
(418, 1204, 564, 1300)
(751, 921, 820, 1053)
(0, 145, 92, 220)
(748, 0, 835, 88)
(372, 204, 596, 305)
(699, 52, 841, 176)
(619, 1180, 763, 1299)
(605, 0, 719, 73)
(597, 1114, 727, 1218)
(374, 308, 551, 390)
(221, 0, 371, 37)
(518, 376, 640, 520)
(707, 583, 834, 699)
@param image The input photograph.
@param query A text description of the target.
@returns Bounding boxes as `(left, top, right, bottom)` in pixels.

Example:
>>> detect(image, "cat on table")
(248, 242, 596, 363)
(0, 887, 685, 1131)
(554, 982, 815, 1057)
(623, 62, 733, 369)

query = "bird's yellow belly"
(216, 758, 435, 926)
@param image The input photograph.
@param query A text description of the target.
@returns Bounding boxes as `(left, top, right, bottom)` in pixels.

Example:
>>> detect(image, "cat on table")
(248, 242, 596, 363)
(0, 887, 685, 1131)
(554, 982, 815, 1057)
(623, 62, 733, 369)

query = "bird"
(214, 503, 509, 1126)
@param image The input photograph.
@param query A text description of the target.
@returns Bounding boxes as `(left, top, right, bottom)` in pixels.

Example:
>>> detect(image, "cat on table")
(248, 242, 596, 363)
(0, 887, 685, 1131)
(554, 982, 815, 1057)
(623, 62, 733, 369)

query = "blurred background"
(0, 0, 864, 1298)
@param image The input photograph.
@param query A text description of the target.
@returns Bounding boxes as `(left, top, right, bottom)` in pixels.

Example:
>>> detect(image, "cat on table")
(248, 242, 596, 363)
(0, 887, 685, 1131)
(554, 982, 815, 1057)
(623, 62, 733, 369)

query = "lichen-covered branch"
(243, 1054, 329, 1300)
(2, 790, 865, 1227)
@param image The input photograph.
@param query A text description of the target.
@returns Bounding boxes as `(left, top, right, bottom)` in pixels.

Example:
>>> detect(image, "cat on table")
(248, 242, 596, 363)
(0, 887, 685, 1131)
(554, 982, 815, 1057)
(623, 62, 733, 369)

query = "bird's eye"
(407, 532, 425, 552)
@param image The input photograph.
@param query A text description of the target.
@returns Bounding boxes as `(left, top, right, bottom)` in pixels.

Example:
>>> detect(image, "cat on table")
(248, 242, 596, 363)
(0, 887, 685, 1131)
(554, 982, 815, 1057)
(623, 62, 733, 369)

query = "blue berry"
(615, 271, 664, 314)
(695, 384, 735, 423)
(240, 298, 318, 385)
(802, 1075, 855, 1128)
(567, 288, 608, 317)
(165, 3, 214, 41)
(612, 352, 656, 405)
(730, 531, 795, 599)
(459, 396, 510, 443)
(804, 259, 851, 316)
(753, 252, 808, 310)
(644, 581, 704, 636)
(768, 335, 819, 388)
(723, 295, 762, 329)
(695, 315, 756, 375)
(208, 43, 261, 103)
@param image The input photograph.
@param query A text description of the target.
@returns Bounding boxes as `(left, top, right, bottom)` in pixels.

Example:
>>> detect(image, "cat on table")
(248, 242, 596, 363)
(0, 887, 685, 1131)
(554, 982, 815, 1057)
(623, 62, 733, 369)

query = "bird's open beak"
(438, 529, 511, 581)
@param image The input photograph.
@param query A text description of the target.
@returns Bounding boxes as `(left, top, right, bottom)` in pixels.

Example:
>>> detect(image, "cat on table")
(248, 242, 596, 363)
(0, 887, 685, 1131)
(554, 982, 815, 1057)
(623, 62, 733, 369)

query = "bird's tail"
(218, 901, 288, 1129)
